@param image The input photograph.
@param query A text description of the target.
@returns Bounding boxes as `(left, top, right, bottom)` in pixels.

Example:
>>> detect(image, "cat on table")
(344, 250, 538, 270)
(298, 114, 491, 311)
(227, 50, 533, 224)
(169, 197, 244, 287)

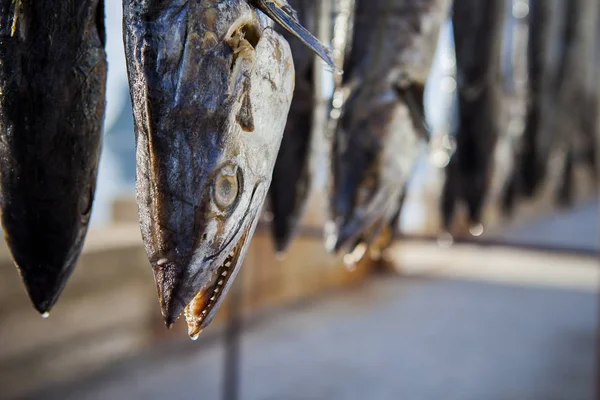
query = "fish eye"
(213, 167, 242, 212)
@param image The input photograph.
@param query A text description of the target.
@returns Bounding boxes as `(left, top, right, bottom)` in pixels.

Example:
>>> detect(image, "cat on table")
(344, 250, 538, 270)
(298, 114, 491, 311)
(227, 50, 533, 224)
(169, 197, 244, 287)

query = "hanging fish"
(269, 0, 316, 254)
(329, 0, 450, 255)
(440, 0, 505, 232)
(552, 0, 599, 206)
(499, 0, 530, 216)
(0, 0, 106, 313)
(123, 0, 337, 337)
(508, 0, 555, 200)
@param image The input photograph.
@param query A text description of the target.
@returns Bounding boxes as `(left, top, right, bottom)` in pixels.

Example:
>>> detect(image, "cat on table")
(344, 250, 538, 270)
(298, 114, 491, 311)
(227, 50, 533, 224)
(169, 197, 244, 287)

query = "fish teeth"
(189, 241, 239, 325)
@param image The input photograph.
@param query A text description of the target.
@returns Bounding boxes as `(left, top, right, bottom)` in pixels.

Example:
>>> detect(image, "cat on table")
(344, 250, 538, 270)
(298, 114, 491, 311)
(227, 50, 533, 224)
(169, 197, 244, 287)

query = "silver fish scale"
(344, 0, 450, 86)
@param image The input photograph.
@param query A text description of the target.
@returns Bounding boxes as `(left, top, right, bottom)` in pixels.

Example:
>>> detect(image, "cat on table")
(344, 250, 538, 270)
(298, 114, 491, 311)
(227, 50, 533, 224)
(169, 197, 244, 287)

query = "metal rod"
(222, 268, 244, 400)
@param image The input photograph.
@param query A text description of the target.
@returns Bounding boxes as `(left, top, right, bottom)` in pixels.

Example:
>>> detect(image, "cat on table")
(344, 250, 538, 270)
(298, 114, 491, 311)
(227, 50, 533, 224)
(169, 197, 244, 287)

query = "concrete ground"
(37, 276, 597, 400)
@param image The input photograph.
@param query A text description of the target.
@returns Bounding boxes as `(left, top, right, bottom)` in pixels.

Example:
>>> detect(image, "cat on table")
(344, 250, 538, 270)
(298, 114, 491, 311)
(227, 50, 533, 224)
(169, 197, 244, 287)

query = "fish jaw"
(330, 89, 419, 254)
(124, 0, 294, 329)
(0, 0, 106, 313)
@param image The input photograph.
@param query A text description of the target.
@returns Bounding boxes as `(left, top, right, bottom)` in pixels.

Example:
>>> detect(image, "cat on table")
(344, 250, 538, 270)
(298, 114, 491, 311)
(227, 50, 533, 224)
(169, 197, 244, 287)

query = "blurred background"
(0, 1, 598, 399)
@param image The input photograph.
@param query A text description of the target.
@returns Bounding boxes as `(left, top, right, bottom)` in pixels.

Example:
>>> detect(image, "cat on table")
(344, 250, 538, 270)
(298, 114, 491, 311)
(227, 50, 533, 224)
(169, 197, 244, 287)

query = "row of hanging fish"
(507, 0, 599, 210)
(0, 0, 335, 337)
(441, 0, 506, 232)
(0, 0, 597, 339)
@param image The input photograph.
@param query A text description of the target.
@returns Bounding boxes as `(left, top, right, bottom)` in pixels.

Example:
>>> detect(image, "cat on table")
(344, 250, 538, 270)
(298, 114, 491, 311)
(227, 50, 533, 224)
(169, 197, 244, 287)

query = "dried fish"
(123, 0, 336, 336)
(329, 0, 450, 254)
(441, 0, 505, 231)
(0, 0, 106, 313)
(269, 0, 316, 253)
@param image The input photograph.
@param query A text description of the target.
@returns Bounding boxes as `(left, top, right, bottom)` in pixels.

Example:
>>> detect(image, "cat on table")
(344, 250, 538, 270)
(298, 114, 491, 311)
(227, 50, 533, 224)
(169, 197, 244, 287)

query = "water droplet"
(512, 1, 529, 19)
(430, 150, 450, 168)
(262, 211, 274, 222)
(437, 232, 454, 248)
(41, 312, 50, 319)
(469, 224, 484, 237)
(440, 76, 456, 93)
(275, 252, 286, 262)
(343, 254, 356, 271)
(324, 221, 338, 253)
(332, 97, 343, 109)
(441, 55, 456, 71)
(349, 243, 368, 263)
(188, 325, 202, 341)
(329, 108, 341, 120)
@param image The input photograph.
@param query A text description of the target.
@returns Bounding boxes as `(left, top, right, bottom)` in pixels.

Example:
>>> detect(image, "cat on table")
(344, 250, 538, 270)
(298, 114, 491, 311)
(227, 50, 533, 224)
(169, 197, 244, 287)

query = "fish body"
(124, 0, 333, 335)
(441, 0, 505, 230)
(330, 0, 450, 253)
(0, 0, 106, 313)
(269, 0, 316, 253)
(552, 0, 599, 205)
(499, 1, 529, 215)
(515, 0, 555, 198)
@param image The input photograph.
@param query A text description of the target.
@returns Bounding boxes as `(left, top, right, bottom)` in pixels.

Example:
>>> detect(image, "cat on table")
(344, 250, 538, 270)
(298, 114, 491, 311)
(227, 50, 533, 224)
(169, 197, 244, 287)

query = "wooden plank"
(0, 280, 156, 362)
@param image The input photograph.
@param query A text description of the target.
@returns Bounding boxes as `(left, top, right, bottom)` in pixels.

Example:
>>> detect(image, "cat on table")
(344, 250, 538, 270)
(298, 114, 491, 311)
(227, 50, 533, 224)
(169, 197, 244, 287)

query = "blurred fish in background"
(269, 0, 319, 254)
(328, 0, 451, 262)
(440, 0, 506, 236)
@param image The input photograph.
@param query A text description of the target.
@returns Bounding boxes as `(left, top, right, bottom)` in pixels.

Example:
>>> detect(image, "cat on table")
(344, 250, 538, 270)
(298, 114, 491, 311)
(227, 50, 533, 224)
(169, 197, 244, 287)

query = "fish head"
(329, 87, 419, 254)
(125, 0, 295, 334)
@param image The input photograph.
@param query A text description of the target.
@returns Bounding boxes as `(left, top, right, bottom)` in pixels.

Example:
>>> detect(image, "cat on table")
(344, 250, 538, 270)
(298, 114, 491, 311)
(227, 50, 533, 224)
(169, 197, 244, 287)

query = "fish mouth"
(183, 184, 262, 339)
(184, 226, 251, 340)
(331, 186, 396, 254)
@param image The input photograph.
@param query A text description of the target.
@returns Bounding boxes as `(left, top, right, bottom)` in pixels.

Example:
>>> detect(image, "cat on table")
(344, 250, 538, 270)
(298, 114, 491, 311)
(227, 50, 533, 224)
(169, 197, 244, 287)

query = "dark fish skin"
(504, 0, 598, 213)
(0, 0, 106, 313)
(441, 0, 505, 230)
(552, 0, 599, 206)
(330, 0, 450, 253)
(515, 0, 555, 198)
(499, 3, 529, 216)
(579, 93, 598, 182)
(269, 0, 315, 253)
(124, 0, 336, 334)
